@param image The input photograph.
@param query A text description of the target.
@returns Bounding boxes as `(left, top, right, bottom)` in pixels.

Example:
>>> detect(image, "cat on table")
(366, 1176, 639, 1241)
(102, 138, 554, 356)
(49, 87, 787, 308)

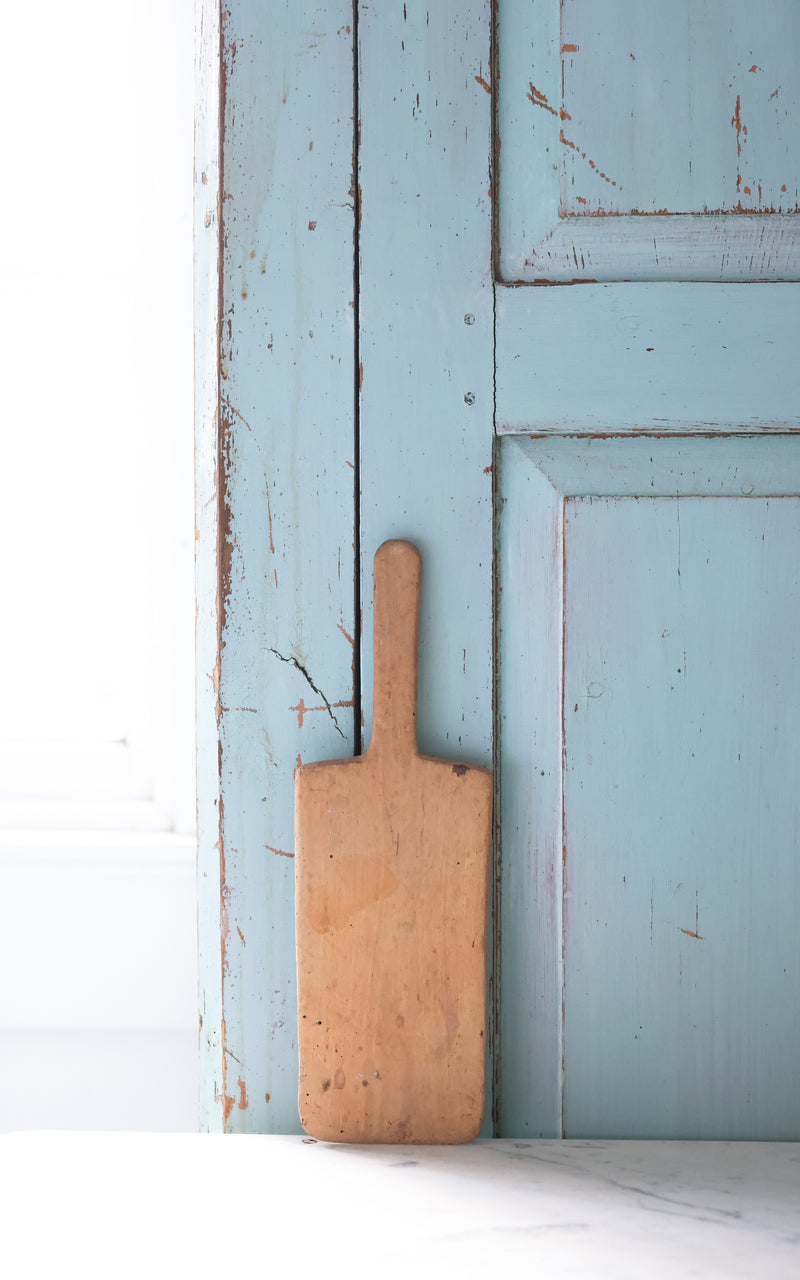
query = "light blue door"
(494, 0, 800, 1137)
(199, 0, 800, 1138)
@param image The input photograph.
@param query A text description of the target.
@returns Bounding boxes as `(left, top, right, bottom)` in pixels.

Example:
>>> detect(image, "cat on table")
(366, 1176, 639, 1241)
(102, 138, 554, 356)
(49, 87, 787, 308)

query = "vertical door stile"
(196, 0, 359, 1133)
(357, 1, 495, 1131)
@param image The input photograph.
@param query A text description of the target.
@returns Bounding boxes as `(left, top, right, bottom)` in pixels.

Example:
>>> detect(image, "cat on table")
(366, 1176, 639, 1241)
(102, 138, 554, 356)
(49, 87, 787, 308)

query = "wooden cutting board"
(295, 540, 492, 1143)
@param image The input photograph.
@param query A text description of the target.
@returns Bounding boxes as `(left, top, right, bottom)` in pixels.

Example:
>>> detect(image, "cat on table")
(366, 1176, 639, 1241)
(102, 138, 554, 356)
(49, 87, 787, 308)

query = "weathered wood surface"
(357, 1, 495, 1128)
(196, 0, 800, 1144)
(497, 0, 800, 281)
(496, 283, 800, 434)
(497, 437, 800, 1137)
(195, 0, 357, 1132)
(494, 0, 800, 1141)
(296, 542, 491, 1143)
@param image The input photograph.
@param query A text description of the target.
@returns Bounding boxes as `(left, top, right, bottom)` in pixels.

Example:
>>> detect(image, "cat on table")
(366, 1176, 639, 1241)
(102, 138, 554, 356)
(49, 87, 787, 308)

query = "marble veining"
(1, 1134, 798, 1277)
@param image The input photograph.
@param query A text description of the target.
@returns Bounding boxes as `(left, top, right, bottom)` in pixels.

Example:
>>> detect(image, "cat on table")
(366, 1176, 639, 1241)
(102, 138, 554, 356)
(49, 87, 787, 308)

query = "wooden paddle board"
(295, 540, 492, 1143)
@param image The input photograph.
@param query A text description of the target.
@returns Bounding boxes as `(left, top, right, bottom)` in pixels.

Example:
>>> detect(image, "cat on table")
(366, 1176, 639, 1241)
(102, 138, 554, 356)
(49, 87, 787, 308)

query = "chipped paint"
(526, 82, 571, 121)
(198, 0, 358, 1134)
(503, 3, 800, 273)
(732, 92, 748, 196)
(290, 697, 354, 729)
(266, 844, 295, 859)
(559, 129, 620, 190)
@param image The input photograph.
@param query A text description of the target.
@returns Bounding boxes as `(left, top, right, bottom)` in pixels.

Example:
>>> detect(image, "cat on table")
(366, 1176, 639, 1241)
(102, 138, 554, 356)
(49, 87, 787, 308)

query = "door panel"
(498, 438, 800, 1137)
(564, 489, 800, 1138)
(497, 0, 800, 281)
(559, 2, 799, 219)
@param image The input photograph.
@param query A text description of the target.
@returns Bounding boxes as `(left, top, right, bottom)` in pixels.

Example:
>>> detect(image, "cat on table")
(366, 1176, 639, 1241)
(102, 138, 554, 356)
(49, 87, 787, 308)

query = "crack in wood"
(268, 648, 346, 738)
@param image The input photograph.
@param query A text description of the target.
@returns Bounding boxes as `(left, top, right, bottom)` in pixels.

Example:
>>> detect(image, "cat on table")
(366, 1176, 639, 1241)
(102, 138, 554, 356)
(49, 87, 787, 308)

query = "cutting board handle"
(367, 539, 421, 759)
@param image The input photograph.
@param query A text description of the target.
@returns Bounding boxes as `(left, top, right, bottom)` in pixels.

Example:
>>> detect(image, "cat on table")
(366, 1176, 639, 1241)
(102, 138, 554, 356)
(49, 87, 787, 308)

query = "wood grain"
(296, 542, 492, 1143)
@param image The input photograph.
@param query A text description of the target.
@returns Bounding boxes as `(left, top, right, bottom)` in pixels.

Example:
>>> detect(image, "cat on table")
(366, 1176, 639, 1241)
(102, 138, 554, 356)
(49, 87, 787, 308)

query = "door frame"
(195, 0, 364, 1132)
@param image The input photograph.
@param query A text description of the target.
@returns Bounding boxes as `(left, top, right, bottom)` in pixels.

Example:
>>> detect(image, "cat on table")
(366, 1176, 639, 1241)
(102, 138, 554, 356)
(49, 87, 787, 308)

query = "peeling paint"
(732, 93, 748, 194)
(290, 696, 354, 730)
(266, 844, 295, 859)
(560, 128, 621, 190)
(526, 82, 571, 122)
(201, 0, 360, 1138)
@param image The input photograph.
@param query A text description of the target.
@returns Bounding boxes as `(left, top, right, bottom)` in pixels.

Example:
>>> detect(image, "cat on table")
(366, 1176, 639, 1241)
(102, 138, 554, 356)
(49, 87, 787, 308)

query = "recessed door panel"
(497, 0, 800, 281)
(498, 437, 800, 1137)
(564, 492, 800, 1137)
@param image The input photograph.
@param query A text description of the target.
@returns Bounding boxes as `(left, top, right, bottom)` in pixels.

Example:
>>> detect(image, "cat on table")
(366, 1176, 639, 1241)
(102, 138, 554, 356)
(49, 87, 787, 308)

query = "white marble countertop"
(1, 1134, 798, 1278)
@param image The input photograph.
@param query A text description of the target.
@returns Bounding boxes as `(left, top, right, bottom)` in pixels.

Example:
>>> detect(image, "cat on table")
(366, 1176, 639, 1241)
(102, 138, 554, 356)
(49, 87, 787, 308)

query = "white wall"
(0, 836, 197, 1131)
(0, 1, 197, 1133)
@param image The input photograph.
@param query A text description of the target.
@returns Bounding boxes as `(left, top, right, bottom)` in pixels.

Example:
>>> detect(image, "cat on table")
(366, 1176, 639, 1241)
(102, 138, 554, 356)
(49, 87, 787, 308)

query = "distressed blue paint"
(559, 2, 800, 218)
(495, 0, 800, 1142)
(497, 0, 800, 281)
(196, 0, 356, 1132)
(496, 444, 564, 1137)
(358, 1, 494, 1129)
(196, 0, 800, 1143)
(498, 437, 800, 1137)
(563, 492, 800, 1138)
(505, 435, 800, 496)
(496, 283, 800, 433)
